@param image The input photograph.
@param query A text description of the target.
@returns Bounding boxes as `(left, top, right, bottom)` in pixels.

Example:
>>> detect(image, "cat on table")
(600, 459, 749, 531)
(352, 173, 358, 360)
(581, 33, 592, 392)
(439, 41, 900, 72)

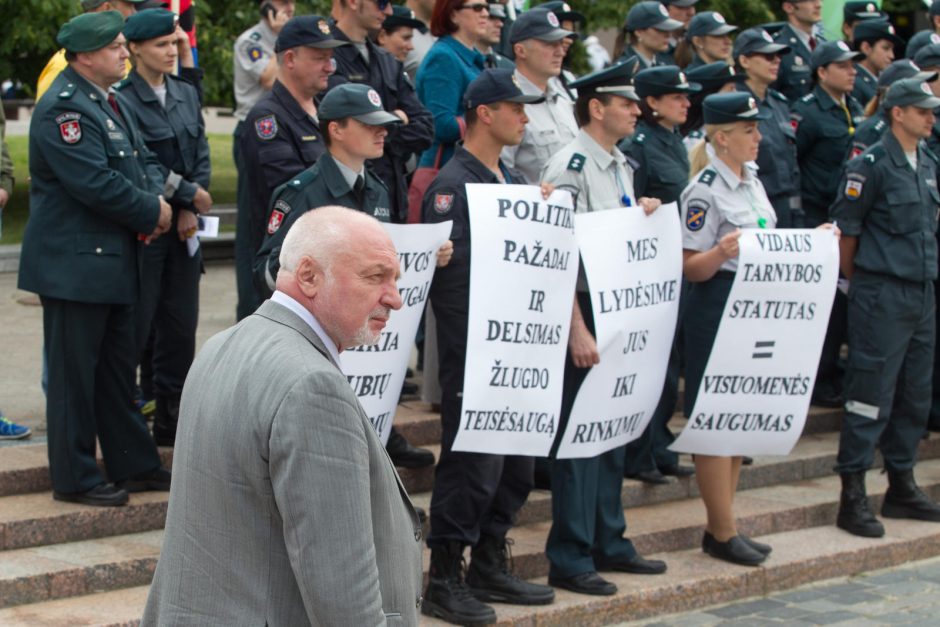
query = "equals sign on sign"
(752, 341, 775, 359)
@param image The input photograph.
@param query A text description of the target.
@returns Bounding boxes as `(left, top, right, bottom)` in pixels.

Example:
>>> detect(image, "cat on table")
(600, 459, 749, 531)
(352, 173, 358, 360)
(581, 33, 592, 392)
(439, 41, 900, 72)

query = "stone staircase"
(4, 402, 940, 626)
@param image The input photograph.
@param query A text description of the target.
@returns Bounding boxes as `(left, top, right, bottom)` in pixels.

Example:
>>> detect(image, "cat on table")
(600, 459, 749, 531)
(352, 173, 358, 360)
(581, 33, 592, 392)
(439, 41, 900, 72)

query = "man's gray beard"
(348, 307, 390, 348)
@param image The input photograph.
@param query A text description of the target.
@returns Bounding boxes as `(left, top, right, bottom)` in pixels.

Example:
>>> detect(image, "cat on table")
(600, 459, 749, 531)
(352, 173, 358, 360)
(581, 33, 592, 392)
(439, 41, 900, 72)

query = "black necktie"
(353, 175, 365, 202)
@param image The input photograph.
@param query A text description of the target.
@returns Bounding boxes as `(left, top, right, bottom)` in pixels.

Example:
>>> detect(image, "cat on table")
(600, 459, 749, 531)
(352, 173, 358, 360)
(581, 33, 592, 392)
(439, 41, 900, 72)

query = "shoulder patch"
(433, 193, 454, 214)
(697, 169, 716, 186)
(274, 198, 291, 215)
(843, 179, 863, 201)
(248, 45, 263, 62)
(267, 208, 286, 234)
(254, 114, 277, 140)
(685, 202, 708, 231)
(566, 153, 586, 172)
(55, 112, 82, 144)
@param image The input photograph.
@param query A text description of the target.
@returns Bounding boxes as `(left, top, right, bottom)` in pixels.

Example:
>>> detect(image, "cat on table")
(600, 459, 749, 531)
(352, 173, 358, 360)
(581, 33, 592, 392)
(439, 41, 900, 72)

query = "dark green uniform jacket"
(773, 23, 815, 102)
(851, 63, 878, 109)
(18, 66, 163, 304)
(254, 152, 391, 293)
(620, 120, 689, 204)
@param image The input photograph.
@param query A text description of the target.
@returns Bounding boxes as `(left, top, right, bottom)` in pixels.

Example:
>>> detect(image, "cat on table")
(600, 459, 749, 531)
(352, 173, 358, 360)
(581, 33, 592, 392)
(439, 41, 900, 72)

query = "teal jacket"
(18, 66, 163, 304)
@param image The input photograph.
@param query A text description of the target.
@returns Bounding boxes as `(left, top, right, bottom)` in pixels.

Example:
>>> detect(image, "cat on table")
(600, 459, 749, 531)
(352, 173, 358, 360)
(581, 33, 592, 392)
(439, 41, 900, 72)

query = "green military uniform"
(773, 23, 817, 102)
(852, 63, 878, 107)
(830, 78, 940, 537)
(18, 15, 164, 496)
(622, 120, 689, 204)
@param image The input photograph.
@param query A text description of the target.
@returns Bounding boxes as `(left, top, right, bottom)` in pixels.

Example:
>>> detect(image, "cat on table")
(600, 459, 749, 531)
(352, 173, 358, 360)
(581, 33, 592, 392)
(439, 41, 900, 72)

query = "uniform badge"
(274, 199, 291, 215)
(697, 170, 716, 186)
(318, 19, 331, 34)
(248, 46, 263, 62)
(844, 180, 863, 200)
(367, 89, 382, 108)
(105, 118, 116, 131)
(267, 209, 285, 234)
(255, 115, 277, 140)
(686, 206, 707, 231)
(794, 56, 803, 66)
(566, 153, 585, 172)
(59, 120, 82, 144)
(547, 11, 560, 27)
(434, 193, 454, 214)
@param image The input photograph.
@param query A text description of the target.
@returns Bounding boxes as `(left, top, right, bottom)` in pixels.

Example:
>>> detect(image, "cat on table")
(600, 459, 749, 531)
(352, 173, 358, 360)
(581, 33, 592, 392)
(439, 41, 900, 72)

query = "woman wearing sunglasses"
(415, 0, 490, 169)
(734, 27, 802, 228)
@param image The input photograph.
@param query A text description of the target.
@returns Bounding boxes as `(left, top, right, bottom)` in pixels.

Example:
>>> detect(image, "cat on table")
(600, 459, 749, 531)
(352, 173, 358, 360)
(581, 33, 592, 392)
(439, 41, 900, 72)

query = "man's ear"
(295, 256, 322, 298)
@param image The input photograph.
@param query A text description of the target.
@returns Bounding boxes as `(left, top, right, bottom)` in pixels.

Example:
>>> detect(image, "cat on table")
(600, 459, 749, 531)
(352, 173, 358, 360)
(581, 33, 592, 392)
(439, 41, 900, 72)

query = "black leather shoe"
(594, 553, 667, 575)
(837, 471, 885, 537)
(386, 429, 435, 468)
(401, 381, 419, 396)
(53, 482, 129, 507)
(659, 463, 694, 478)
(882, 469, 940, 522)
(703, 534, 766, 566)
(116, 467, 171, 493)
(626, 469, 670, 484)
(548, 571, 617, 596)
(704, 531, 771, 556)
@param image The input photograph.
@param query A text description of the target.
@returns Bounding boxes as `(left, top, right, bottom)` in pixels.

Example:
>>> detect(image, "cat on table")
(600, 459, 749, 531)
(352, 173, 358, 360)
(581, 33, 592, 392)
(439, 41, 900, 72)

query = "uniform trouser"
(41, 297, 161, 493)
(427, 305, 533, 548)
(836, 274, 935, 473)
(804, 205, 846, 397)
(930, 252, 940, 430)
(546, 291, 637, 578)
(233, 121, 259, 321)
(135, 232, 201, 398)
(769, 193, 803, 229)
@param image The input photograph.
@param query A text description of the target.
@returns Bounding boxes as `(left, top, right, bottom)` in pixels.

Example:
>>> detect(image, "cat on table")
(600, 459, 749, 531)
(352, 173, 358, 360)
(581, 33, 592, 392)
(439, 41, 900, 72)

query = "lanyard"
(840, 101, 855, 136)
(613, 167, 633, 207)
(741, 181, 768, 229)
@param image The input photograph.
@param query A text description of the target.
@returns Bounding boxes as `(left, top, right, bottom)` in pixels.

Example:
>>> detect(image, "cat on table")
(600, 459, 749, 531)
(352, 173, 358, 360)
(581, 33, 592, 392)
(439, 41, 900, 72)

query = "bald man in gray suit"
(143, 207, 423, 626)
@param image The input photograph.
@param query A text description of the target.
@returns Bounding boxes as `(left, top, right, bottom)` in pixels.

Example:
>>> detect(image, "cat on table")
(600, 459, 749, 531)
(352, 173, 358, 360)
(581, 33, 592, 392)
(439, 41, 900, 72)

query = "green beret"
(57, 10, 125, 53)
(124, 8, 178, 42)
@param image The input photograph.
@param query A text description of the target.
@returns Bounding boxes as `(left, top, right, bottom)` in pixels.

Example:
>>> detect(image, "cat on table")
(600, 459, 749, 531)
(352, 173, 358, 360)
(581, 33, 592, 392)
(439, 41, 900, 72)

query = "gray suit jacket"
(143, 300, 423, 626)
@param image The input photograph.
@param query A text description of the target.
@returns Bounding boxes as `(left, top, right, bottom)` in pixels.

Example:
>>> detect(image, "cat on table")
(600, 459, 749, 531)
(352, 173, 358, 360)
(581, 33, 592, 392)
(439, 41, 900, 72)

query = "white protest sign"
(452, 184, 579, 456)
(341, 221, 453, 445)
(555, 205, 682, 459)
(670, 229, 839, 456)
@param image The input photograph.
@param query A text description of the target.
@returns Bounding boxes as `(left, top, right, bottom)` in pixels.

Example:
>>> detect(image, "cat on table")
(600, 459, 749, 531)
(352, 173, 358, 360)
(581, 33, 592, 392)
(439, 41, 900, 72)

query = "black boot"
(882, 468, 940, 522)
(466, 535, 555, 605)
(836, 472, 885, 537)
(152, 395, 179, 447)
(386, 428, 435, 468)
(423, 541, 496, 626)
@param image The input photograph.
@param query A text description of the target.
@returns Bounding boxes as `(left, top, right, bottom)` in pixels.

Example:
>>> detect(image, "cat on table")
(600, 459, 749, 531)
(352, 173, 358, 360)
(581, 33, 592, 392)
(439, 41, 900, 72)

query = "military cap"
(931, 0, 940, 17)
(383, 6, 428, 33)
(915, 43, 940, 69)
(275, 15, 348, 53)
(843, 1, 886, 24)
(662, 0, 699, 7)
(703, 92, 770, 123)
(319, 83, 402, 126)
(464, 68, 546, 109)
(759, 21, 787, 37)
(883, 76, 940, 109)
(686, 12, 737, 39)
(124, 8, 177, 41)
(509, 7, 573, 44)
(634, 65, 702, 98)
(487, 4, 508, 20)
(686, 61, 744, 92)
(907, 30, 940, 60)
(625, 2, 683, 32)
(57, 10, 125, 53)
(569, 57, 642, 101)
(853, 18, 904, 48)
(878, 59, 936, 88)
(539, 1, 585, 25)
(733, 27, 791, 59)
(811, 40, 864, 70)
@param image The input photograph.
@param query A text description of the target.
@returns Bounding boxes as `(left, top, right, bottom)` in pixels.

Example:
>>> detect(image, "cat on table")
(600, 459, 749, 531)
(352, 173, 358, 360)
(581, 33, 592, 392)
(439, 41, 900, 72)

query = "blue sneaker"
(0, 414, 31, 440)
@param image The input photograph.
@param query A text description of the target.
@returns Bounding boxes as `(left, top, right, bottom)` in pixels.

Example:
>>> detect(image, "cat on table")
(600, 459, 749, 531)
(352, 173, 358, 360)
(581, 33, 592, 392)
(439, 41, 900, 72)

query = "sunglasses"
(459, 3, 489, 12)
(749, 52, 782, 62)
(374, 0, 391, 9)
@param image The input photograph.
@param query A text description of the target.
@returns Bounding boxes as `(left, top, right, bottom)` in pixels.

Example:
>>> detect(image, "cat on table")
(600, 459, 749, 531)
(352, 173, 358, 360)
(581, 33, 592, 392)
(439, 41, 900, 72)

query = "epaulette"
(114, 78, 131, 91)
(697, 169, 716, 186)
(249, 31, 262, 42)
(768, 88, 788, 103)
(286, 167, 319, 189)
(922, 141, 940, 164)
(566, 153, 586, 172)
(799, 92, 815, 104)
(633, 133, 646, 145)
(56, 82, 76, 99)
(862, 144, 886, 164)
(873, 119, 885, 132)
(624, 155, 640, 171)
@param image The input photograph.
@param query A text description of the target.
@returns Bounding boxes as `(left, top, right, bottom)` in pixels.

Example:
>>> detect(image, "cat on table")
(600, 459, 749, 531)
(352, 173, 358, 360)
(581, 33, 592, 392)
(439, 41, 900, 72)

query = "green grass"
(1, 132, 236, 245)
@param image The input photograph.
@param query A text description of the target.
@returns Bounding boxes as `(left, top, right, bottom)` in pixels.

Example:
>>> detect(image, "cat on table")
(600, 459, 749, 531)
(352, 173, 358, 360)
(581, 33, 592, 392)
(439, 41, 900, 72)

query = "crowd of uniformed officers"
(14, 0, 940, 624)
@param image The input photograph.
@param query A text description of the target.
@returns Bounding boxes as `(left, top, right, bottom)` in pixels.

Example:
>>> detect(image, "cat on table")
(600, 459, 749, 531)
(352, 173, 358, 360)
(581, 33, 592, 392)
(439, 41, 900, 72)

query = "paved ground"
(1, 261, 239, 435)
(617, 554, 940, 626)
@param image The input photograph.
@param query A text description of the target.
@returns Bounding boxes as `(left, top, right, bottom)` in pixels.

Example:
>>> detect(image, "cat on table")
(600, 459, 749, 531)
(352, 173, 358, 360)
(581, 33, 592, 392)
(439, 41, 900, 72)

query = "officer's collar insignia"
(686, 205, 707, 231)
(547, 12, 560, 27)
(844, 180, 862, 200)
(434, 193, 454, 214)
(318, 20, 331, 35)
(267, 208, 286, 234)
(566, 153, 585, 172)
(698, 169, 716, 186)
(255, 114, 278, 140)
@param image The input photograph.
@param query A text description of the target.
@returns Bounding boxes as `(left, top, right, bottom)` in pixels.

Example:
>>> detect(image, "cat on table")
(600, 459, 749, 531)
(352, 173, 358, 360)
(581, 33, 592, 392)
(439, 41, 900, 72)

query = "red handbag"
(407, 145, 445, 224)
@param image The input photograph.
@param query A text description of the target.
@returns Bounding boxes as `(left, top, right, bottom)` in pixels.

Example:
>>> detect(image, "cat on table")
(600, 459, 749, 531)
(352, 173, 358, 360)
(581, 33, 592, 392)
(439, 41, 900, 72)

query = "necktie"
(808, 35, 817, 51)
(353, 175, 365, 203)
(107, 93, 122, 119)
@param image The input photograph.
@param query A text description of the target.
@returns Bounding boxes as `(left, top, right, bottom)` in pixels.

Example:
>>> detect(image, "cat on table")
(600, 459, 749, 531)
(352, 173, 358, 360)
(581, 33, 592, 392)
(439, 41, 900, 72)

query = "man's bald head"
(276, 206, 402, 350)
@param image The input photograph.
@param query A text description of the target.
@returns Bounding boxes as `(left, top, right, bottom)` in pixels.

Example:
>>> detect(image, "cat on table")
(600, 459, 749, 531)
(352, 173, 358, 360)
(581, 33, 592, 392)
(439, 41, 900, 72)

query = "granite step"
(0, 448, 940, 624)
(4, 511, 937, 627)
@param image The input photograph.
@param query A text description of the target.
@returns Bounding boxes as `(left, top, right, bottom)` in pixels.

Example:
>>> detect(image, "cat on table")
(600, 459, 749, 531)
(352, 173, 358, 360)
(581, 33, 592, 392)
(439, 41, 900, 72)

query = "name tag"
(108, 131, 125, 141)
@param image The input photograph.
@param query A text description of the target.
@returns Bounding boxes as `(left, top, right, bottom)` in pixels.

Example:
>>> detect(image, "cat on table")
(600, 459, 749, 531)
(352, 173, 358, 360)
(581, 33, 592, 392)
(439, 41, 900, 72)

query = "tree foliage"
(0, 0, 76, 97)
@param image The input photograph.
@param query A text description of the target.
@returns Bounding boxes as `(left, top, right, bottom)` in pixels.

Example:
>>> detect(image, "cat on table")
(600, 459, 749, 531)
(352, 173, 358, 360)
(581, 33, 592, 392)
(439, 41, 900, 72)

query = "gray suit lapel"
(254, 300, 340, 370)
